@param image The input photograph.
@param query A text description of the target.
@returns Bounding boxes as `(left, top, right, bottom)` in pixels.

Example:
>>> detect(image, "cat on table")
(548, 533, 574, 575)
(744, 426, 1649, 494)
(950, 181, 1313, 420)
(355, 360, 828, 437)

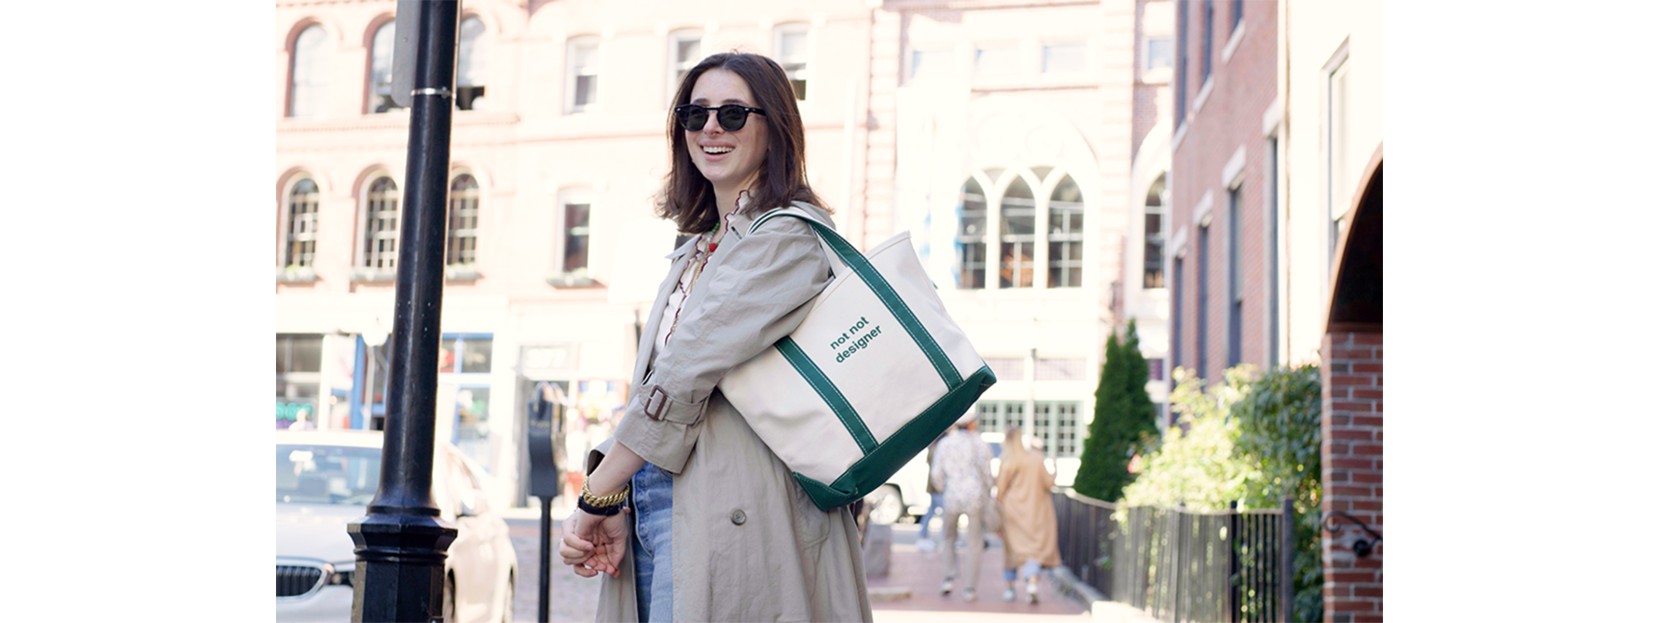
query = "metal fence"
(1054, 490, 1295, 623)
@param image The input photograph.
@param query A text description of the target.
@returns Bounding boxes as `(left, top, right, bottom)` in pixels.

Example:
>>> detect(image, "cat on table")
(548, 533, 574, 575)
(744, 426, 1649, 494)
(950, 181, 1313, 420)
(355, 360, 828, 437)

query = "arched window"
(1144, 174, 1167, 288)
(368, 21, 400, 113)
(446, 174, 480, 268)
(456, 16, 486, 110)
(955, 179, 988, 289)
(289, 25, 327, 118)
(284, 178, 320, 268)
(362, 177, 400, 271)
(999, 178, 1036, 288)
(1048, 175, 1085, 288)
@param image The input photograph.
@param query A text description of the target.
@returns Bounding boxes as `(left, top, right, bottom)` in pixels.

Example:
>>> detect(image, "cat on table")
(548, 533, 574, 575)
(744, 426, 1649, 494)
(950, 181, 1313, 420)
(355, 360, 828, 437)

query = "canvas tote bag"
(717, 203, 997, 511)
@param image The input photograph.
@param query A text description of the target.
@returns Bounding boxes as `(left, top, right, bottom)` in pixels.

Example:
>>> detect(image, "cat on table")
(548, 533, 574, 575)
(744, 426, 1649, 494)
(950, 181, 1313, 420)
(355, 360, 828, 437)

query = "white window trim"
(355, 174, 402, 281)
(1221, 144, 1248, 189)
(565, 36, 601, 114)
(666, 28, 703, 104)
(1221, 20, 1245, 64)
(1192, 76, 1215, 116)
(1192, 189, 1214, 228)
(1040, 40, 1088, 76)
(772, 23, 812, 102)
(1141, 34, 1173, 84)
(553, 188, 595, 285)
(1171, 225, 1189, 261)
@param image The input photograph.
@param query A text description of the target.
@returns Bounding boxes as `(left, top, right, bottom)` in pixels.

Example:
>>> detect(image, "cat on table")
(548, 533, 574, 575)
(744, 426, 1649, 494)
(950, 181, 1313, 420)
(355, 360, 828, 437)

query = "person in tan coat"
(555, 52, 872, 622)
(995, 427, 1062, 604)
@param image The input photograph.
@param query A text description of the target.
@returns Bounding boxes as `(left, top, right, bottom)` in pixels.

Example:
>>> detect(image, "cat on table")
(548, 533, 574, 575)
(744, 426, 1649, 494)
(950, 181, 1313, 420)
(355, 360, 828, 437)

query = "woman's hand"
(560, 507, 631, 577)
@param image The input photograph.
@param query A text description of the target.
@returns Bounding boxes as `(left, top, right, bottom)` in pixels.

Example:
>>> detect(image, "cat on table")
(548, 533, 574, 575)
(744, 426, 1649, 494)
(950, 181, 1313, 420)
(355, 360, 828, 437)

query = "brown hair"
(656, 52, 829, 233)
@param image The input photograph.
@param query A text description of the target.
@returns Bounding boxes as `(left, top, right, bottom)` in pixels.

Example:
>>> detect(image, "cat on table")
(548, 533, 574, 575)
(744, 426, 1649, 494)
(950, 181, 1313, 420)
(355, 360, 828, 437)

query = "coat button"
(730, 509, 747, 525)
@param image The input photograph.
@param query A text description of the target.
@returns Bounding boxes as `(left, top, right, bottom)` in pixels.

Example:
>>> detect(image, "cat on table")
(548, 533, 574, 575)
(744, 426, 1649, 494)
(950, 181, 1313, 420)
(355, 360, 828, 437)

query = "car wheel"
(442, 574, 457, 623)
(500, 571, 515, 623)
(865, 485, 904, 525)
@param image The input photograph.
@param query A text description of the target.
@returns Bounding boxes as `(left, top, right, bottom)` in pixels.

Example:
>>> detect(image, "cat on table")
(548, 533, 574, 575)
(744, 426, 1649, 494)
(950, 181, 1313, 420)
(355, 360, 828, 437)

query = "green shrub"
(1074, 321, 1160, 502)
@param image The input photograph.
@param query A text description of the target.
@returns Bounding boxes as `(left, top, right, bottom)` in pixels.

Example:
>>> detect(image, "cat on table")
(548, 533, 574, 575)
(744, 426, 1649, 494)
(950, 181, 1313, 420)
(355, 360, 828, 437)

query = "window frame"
(1046, 174, 1085, 289)
(666, 29, 703, 104)
(1226, 181, 1244, 367)
(773, 24, 811, 101)
(358, 175, 401, 279)
(455, 15, 487, 111)
(367, 19, 400, 114)
(566, 35, 601, 114)
(955, 177, 991, 290)
(282, 176, 320, 272)
(996, 174, 1039, 290)
(550, 188, 595, 287)
(288, 24, 328, 118)
(445, 173, 481, 276)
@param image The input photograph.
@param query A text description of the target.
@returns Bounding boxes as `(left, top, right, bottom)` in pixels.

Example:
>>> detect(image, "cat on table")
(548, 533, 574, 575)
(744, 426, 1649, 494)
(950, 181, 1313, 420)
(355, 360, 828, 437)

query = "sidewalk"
(866, 522, 1090, 623)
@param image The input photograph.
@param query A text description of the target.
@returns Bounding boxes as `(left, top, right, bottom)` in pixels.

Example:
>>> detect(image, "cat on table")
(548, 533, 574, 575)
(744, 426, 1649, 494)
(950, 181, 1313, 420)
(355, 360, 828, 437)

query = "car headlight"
(326, 561, 356, 588)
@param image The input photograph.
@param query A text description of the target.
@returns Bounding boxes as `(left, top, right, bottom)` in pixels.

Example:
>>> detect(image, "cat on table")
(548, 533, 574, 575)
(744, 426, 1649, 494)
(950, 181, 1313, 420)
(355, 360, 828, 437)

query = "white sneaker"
(1002, 588, 1016, 602)
(916, 538, 936, 552)
(1027, 586, 1039, 605)
(964, 588, 977, 602)
(940, 578, 953, 596)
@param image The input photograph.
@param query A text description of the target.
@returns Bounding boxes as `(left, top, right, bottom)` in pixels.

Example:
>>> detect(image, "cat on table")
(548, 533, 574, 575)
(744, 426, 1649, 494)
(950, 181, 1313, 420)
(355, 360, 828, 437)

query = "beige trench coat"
(586, 203, 873, 622)
(994, 447, 1062, 570)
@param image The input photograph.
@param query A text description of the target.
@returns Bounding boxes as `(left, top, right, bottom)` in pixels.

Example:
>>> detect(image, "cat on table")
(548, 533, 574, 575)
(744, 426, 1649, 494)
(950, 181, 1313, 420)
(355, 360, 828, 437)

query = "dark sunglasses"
(673, 104, 766, 132)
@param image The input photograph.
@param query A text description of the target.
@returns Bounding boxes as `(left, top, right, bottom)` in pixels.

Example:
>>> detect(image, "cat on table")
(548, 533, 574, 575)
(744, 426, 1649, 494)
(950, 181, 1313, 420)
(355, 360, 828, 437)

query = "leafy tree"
(1118, 365, 1259, 511)
(1073, 321, 1160, 502)
(1234, 364, 1325, 623)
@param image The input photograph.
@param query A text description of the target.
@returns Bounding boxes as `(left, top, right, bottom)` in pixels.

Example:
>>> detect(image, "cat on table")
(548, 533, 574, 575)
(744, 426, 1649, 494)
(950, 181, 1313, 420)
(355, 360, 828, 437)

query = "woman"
(557, 52, 872, 623)
(994, 427, 1061, 604)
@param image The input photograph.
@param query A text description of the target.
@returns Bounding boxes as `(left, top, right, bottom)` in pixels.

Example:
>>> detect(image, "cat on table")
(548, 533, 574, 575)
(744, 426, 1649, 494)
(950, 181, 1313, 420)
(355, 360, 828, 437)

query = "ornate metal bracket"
(1323, 511, 1383, 558)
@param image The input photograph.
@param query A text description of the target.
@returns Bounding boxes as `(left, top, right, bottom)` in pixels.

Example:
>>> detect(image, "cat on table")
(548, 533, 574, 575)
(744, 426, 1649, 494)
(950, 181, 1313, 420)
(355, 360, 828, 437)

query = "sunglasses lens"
(717, 105, 749, 131)
(677, 107, 707, 131)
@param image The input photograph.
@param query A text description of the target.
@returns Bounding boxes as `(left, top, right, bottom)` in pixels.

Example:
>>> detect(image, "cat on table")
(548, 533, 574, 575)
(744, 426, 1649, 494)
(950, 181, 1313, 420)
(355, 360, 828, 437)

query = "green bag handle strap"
(750, 204, 963, 387)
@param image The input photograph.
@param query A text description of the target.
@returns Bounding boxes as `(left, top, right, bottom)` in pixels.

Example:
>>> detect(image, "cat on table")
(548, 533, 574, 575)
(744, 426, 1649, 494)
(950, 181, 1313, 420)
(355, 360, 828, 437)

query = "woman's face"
(684, 68, 769, 202)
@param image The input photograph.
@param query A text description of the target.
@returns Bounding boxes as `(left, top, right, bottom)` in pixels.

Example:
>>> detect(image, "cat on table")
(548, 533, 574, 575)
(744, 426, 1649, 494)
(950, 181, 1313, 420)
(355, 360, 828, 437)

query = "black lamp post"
(347, 1, 461, 621)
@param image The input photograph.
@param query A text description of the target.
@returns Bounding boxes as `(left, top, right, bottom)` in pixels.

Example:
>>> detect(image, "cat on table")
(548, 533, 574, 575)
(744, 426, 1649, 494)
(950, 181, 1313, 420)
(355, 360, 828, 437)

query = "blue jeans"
(1004, 560, 1042, 582)
(631, 463, 674, 622)
(918, 493, 945, 540)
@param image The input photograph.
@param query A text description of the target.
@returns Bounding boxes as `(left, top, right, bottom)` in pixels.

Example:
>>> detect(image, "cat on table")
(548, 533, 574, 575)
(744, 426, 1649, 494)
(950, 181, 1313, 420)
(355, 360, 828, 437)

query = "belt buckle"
(644, 386, 669, 421)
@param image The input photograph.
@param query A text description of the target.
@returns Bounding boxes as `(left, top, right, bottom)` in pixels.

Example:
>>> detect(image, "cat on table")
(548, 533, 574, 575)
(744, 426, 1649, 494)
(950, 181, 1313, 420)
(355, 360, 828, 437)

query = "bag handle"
(749, 204, 963, 387)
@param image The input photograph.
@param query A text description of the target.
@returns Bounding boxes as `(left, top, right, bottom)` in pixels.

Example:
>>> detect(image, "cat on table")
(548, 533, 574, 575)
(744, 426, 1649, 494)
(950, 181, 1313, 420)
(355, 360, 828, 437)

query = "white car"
(275, 430, 518, 623)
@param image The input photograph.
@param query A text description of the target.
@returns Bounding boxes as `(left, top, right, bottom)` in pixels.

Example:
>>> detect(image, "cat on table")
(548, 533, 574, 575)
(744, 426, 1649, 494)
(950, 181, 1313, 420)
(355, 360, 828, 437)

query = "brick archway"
(1320, 153, 1383, 622)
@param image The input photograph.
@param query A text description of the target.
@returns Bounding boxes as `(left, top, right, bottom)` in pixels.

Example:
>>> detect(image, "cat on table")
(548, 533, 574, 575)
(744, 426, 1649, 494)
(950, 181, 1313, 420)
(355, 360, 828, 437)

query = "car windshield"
(277, 444, 381, 505)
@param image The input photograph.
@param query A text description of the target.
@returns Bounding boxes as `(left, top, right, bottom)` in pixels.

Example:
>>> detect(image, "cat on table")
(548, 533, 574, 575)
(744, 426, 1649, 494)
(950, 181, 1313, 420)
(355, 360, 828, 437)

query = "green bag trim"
(751, 208, 963, 388)
(777, 336, 878, 454)
(792, 365, 998, 511)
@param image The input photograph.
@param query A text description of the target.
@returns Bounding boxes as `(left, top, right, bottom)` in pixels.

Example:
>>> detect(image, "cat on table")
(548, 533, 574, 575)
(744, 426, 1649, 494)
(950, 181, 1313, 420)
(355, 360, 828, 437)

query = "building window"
(1172, 256, 1185, 372)
(1227, 184, 1243, 367)
(1148, 357, 1166, 382)
(1197, 223, 1210, 379)
(1176, 0, 1189, 117)
(908, 48, 949, 83)
(975, 401, 1025, 439)
(362, 177, 400, 272)
(1048, 175, 1084, 288)
(284, 178, 320, 269)
(999, 178, 1036, 289)
(1267, 135, 1281, 368)
(567, 36, 600, 113)
(1144, 175, 1167, 289)
(276, 334, 323, 429)
(456, 16, 486, 110)
(974, 44, 1020, 77)
(439, 335, 495, 471)
(1042, 42, 1086, 74)
(557, 192, 592, 281)
(668, 29, 702, 101)
(1328, 58, 1351, 263)
(956, 179, 988, 289)
(446, 174, 480, 269)
(774, 25, 809, 100)
(289, 24, 327, 118)
(368, 21, 401, 113)
(1202, 0, 1214, 83)
(1146, 36, 1173, 74)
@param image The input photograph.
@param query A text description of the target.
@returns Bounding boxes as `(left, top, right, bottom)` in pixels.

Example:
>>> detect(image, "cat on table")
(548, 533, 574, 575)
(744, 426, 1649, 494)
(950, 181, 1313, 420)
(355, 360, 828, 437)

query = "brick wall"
(1320, 329, 1383, 622)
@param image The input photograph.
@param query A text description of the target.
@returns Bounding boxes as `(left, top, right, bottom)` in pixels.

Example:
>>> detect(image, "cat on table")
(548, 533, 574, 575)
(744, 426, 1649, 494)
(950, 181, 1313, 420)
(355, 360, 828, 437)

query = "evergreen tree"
(1073, 320, 1159, 501)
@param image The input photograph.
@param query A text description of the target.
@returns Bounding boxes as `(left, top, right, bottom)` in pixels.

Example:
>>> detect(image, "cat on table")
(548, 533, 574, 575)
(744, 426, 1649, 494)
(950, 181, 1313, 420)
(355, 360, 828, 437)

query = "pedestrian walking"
(995, 427, 1062, 604)
(930, 412, 994, 602)
(556, 52, 872, 622)
(916, 431, 948, 552)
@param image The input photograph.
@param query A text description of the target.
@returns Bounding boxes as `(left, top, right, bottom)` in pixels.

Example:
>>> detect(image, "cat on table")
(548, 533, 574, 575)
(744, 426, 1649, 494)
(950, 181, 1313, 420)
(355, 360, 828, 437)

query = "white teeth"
(703, 146, 733, 155)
